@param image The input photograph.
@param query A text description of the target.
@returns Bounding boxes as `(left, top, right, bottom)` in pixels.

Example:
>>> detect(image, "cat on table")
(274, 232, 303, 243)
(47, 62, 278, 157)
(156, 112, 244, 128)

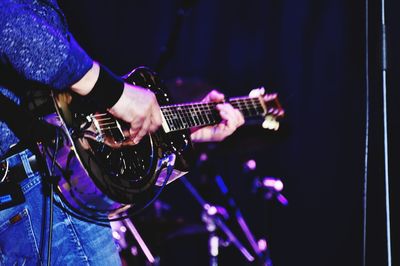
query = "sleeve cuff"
(50, 35, 93, 90)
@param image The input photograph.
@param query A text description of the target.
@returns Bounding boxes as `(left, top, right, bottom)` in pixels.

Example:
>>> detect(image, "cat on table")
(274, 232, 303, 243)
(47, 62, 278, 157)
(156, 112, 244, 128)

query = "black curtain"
(59, 1, 399, 265)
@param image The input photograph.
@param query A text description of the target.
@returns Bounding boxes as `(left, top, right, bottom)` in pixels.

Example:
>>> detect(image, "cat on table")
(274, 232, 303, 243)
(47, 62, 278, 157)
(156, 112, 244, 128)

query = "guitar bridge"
(87, 113, 125, 144)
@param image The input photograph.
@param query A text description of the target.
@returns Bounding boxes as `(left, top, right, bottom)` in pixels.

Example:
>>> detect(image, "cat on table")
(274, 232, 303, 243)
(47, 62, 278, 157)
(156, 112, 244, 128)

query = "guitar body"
(42, 67, 193, 220)
(39, 66, 283, 220)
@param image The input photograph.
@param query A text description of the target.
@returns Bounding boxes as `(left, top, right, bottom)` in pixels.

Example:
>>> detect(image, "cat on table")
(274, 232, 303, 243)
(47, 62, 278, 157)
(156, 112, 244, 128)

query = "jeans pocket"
(0, 208, 41, 266)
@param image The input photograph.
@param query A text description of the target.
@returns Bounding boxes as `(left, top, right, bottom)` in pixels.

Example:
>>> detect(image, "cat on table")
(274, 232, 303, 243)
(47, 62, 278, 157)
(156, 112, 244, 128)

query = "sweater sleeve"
(0, 3, 93, 90)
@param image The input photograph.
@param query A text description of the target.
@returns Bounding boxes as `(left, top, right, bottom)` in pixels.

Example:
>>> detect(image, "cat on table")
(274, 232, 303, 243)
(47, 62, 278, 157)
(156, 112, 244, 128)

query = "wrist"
(87, 64, 124, 110)
(74, 62, 125, 110)
(70, 61, 100, 96)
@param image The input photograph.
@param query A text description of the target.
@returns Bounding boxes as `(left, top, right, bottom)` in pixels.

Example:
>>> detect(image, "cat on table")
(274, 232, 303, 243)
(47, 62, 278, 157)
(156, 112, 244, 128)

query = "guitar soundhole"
(87, 135, 155, 186)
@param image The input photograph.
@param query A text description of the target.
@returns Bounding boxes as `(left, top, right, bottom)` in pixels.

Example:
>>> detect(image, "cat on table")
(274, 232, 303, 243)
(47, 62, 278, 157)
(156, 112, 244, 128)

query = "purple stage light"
(257, 239, 268, 252)
(199, 152, 208, 162)
(262, 177, 284, 192)
(245, 159, 257, 171)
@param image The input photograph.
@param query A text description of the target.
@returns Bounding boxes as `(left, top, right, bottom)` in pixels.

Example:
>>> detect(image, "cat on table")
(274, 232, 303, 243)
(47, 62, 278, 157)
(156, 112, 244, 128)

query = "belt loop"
(20, 150, 34, 178)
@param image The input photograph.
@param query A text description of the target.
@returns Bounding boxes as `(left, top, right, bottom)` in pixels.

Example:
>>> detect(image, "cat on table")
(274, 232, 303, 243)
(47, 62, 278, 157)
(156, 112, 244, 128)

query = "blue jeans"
(0, 150, 122, 266)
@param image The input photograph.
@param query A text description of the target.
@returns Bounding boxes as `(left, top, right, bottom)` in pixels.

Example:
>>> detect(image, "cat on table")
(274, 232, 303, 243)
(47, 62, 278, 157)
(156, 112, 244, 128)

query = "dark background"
(59, 1, 399, 265)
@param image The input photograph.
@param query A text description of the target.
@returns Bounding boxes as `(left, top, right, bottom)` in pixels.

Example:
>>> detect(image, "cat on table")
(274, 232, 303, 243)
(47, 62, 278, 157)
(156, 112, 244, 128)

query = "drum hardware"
(252, 176, 288, 206)
(111, 216, 160, 266)
(180, 176, 255, 265)
(214, 175, 273, 266)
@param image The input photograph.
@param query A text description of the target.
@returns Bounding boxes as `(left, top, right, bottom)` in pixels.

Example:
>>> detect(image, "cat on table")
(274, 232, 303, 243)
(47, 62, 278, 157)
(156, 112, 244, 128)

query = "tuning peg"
(262, 115, 280, 131)
(249, 87, 265, 97)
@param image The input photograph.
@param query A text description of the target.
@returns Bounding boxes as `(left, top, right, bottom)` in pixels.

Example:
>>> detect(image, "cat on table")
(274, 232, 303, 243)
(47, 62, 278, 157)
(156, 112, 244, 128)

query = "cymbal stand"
(111, 216, 159, 266)
(180, 176, 255, 265)
(215, 175, 273, 266)
(202, 206, 219, 266)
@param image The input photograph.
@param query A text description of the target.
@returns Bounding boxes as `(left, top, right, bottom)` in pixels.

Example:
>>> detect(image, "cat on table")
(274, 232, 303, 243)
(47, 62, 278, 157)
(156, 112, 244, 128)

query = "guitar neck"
(161, 97, 266, 133)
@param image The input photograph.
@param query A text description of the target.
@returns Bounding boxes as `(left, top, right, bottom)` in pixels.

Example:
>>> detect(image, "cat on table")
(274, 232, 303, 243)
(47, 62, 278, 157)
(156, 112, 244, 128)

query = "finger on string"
(130, 116, 150, 143)
(149, 120, 160, 132)
(235, 109, 245, 126)
(133, 127, 149, 144)
(129, 127, 139, 139)
(152, 106, 163, 128)
(130, 116, 145, 132)
(149, 112, 161, 133)
(263, 93, 277, 102)
(203, 90, 225, 103)
(218, 104, 236, 122)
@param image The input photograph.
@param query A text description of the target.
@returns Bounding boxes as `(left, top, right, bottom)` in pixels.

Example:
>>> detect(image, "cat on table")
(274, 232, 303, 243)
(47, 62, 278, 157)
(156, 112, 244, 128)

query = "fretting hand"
(190, 90, 245, 142)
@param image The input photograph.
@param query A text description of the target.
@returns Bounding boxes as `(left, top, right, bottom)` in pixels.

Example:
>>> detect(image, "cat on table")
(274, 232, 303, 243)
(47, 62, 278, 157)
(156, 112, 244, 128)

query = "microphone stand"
(180, 176, 255, 265)
(379, 1, 392, 265)
(215, 175, 273, 266)
(155, 0, 198, 73)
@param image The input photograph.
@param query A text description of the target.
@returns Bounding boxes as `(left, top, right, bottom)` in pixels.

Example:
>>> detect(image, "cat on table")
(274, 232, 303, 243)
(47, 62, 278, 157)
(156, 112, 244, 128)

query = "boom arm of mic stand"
(180, 176, 255, 262)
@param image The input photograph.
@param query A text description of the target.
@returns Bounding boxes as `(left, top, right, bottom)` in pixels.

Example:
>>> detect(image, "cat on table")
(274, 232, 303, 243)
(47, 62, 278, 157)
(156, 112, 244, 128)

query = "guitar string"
(160, 97, 263, 109)
(161, 99, 266, 130)
(95, 98, 269, 132)
(161, 99, 264, 117)
(162, 98, 264, 121)
(160, 97, 263, 110)
(93, 98, 266, 119)
(163, 106, 216, 129)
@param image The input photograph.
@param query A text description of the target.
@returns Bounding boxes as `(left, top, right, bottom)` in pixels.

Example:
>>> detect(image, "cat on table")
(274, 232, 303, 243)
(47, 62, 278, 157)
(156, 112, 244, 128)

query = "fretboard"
(161, 96, 266, 132)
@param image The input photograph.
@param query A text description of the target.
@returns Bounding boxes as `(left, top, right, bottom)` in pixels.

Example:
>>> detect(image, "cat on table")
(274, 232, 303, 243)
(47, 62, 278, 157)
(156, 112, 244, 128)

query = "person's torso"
(0, 0, 67, 157)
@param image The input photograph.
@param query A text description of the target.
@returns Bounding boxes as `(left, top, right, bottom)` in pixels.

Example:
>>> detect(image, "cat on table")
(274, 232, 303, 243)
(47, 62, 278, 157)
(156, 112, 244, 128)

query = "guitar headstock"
(249, 87, 285, 131)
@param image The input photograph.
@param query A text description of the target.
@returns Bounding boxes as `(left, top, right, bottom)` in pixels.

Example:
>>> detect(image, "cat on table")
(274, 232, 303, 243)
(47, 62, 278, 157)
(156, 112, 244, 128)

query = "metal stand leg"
(181, 176, 255, 263)
(203, 209, 219, 266)
(122, 218, 158, 265)
(111, 217, 159, 266)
